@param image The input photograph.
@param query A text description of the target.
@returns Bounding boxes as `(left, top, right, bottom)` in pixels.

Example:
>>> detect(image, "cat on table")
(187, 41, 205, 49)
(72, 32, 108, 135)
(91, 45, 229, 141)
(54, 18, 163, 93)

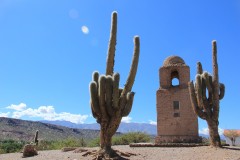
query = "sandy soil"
(0, 145, 240, 160)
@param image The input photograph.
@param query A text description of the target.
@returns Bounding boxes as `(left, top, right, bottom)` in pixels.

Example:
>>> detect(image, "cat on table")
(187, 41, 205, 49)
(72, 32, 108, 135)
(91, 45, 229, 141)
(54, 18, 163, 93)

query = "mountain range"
(39, 120, 218, 139)
(40, 120, 157, 135)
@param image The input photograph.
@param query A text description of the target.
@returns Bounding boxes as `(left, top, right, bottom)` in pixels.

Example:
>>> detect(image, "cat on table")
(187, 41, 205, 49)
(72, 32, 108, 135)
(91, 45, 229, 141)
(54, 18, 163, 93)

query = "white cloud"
(69, 9, 79, 19)
(6, 103, 27, 111)
(199, 127, 224, 136)
(149, 120, 157, 125)
(121, 116, 132, 123)
(81, 25, 89, 34)
(0, 112, 10, 117)
(7, 104, 88, 124)
(52, 112, 88, 124)
(199, 127, 209, 135)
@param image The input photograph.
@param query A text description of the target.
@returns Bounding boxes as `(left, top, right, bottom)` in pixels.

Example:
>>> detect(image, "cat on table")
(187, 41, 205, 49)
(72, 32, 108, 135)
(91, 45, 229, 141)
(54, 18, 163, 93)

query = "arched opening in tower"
(171, 70, 179, 86)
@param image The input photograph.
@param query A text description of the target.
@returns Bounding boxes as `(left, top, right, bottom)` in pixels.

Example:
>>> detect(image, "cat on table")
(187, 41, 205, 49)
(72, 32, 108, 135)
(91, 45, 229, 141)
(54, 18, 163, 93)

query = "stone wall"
(155, 56, 200, 143)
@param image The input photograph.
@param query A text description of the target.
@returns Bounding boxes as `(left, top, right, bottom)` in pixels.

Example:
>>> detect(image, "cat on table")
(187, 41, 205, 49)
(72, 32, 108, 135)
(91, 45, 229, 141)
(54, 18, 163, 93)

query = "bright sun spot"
(81, 26, 89, 34)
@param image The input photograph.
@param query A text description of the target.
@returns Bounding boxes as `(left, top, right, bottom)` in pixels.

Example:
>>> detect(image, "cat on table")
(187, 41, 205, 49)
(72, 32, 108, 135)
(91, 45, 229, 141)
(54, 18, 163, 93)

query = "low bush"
(88, 132, 151, 147)
(87, 137, 100, 147)
(37, 137, 87, 150)
(0, 132, 151, 153)
(0, 139, 25, 154)
(113, 132, 150, 145)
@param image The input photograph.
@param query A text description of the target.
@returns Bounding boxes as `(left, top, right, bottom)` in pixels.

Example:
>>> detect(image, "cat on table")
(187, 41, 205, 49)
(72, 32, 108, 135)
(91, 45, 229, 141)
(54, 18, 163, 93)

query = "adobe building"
(155, 56, 200, 143)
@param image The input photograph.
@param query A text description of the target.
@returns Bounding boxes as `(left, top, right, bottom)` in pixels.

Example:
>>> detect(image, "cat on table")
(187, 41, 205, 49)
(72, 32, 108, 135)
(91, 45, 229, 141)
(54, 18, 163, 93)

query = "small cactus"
(188, 40, 225, 147)
(22, 130, 39, 158)
(89, 11, 140, 158)
(34, 130, 39, 146)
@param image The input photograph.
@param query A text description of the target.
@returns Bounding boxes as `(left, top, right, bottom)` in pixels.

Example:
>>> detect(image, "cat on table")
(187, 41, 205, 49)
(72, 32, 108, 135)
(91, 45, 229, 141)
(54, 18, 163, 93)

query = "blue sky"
(0, 0, 240, 134)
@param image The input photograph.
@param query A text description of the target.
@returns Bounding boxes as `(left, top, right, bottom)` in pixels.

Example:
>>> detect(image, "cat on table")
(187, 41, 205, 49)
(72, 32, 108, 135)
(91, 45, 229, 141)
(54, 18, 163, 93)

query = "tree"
(89, 11, 140, 159)
(223, 130, 240, 146)
(188, 40, 225, 147)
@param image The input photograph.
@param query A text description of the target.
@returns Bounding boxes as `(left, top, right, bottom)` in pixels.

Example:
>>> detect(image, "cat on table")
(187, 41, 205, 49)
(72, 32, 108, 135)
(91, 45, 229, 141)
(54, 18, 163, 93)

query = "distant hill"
(0, 117, 100, 142)
(40, 120, 224, 139)
(41, 120, 158, 135)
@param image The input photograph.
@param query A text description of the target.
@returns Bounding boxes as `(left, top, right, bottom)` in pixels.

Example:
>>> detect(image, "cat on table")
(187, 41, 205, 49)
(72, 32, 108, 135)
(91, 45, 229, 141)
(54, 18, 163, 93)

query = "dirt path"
(0, 145, 240, 160)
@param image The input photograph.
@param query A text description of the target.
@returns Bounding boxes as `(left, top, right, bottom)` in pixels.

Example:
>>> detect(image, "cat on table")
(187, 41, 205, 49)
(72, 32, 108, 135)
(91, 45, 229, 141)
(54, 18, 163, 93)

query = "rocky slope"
(0, 117, 100, 142)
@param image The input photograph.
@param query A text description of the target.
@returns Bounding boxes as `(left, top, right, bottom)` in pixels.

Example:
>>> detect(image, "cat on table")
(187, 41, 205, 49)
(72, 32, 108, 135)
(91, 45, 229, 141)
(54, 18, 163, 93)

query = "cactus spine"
(188, 40, 225, 147)
(89, 11, 140, 157)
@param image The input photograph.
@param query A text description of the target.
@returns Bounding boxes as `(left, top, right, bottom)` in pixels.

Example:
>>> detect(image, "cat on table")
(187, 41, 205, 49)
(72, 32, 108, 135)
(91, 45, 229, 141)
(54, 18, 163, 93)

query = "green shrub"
(0, 139, 25, 154)
(87, 132, 150, 147)
(113, 132, 150, 145)
(87, 137, 100, 147)
(36, 140, 54, 150)
(37, 138, 87, 150)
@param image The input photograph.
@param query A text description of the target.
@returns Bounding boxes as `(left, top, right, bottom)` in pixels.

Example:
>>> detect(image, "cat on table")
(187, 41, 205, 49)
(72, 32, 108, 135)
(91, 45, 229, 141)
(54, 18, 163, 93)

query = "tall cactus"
(89, 11, 140, 158)
(188, 40, 225, 147)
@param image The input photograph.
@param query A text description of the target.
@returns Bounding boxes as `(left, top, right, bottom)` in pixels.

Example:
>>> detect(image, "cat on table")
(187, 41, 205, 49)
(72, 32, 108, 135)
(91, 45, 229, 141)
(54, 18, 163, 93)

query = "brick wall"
(155, 57, 200, 143)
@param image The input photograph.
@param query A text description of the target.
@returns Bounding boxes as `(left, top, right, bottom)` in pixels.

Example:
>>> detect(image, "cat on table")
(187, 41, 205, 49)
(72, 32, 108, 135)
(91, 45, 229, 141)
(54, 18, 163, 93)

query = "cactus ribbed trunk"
(99, 117, 121, 156)
(188, 40, 225, 147)
(100, 125, 112, 155)
(89, 11, 140, 158)
(207, 119, 221, 147)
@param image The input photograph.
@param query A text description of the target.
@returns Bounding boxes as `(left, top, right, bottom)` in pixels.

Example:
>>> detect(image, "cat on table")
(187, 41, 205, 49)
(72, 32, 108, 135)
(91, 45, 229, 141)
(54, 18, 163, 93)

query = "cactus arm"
(119, 88, 123, 97)
(201, 75, 207, 104)
(219, 83, 225, 100)
(112, 73, 120, 109)
(121, 36, 140, 95)
(197, 62, 203, 74)
(90, 82, 100, 114)
(195, 75, 204, 109)
(106, 12, 117, 76)
(93, 71, 99, 85)
(212, 40, 218, 84)
(212, 40, 220, 120)
(188, 81, 207, 120)
(90, 101, 101, 123)
(208, 75, 213, 105)
(202, 73, 214, 109)
(105, 76, 114, 116)
(119, 95, 127, 112)
(119, 36, 140, 109)
(99, 76, 109, 120)
(122, 92, 135, 117)
(201, 72, 213, 115)
(202, 72, 212, 93)
(90, 101, 98, 119)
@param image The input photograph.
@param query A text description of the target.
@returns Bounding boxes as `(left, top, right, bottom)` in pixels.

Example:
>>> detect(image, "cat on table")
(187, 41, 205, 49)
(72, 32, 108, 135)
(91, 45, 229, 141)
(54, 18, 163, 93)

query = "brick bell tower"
(155, 56, 200, 143)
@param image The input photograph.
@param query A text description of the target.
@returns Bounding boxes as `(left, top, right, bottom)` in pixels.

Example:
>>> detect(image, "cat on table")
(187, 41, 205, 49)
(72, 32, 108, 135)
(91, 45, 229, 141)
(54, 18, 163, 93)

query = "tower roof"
(163, 56, 186, 67)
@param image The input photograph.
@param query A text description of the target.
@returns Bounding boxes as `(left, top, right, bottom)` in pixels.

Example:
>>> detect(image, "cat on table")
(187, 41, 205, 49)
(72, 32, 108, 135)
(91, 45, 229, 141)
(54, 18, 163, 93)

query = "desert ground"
(0, 145, 240, 160)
